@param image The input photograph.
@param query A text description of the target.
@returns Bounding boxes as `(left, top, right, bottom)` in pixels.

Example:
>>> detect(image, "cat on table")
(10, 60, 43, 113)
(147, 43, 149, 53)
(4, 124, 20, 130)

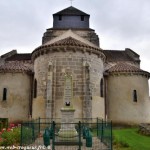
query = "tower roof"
(53, 6, 89, 16)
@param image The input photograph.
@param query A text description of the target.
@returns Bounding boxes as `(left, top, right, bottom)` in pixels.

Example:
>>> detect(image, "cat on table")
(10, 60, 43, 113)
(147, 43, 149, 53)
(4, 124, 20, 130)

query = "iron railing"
(21, 118, 112, 150)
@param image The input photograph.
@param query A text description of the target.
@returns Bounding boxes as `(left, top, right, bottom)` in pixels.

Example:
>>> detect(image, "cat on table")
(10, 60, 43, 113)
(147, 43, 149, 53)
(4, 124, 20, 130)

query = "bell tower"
(42, 6, 100, 46)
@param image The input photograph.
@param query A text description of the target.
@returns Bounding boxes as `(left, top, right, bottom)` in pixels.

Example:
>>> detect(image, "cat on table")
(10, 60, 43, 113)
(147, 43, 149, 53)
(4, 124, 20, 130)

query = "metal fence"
(21, 118, 112, 150)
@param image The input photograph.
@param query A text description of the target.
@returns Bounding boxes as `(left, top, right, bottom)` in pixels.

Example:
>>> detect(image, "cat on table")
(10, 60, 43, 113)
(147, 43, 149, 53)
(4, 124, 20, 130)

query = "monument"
(58, 73, 78, 141)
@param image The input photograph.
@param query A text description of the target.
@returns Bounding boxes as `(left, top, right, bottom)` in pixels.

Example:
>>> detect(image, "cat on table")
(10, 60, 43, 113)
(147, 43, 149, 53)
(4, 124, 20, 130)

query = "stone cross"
(69, 0, 74, 6)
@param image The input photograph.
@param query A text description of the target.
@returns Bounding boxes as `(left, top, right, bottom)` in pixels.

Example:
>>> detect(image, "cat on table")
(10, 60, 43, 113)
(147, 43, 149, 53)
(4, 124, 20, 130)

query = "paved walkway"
(29, 137, 108, 150)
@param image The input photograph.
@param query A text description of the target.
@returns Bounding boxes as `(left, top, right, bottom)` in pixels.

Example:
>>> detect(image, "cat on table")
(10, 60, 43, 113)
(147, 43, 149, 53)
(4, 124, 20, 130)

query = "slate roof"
(53, 6, 89, 16)
(103, 50, 134, 62)
(106, 62, 150, 77)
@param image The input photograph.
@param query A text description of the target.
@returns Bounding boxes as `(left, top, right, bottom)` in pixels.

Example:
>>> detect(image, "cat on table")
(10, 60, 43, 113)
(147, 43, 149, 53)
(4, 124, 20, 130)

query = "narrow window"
(81, 15, 84, 21)
(59, 15, 62, 21)
(3, 88, 7, 101)
(133, 90, 137, 102)
(34, 79, 37, 98)
(100, 79, 104, 97)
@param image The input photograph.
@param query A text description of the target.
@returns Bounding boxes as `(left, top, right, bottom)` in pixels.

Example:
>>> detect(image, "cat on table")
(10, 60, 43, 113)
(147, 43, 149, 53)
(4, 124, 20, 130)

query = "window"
(100, 79, 104, 97)
(59, 15, 62, 21)
(3, 88, 7, 101)
(133, 90, 137, 102)
(81, 15, 84, 21)
(34, 79, 37, 98)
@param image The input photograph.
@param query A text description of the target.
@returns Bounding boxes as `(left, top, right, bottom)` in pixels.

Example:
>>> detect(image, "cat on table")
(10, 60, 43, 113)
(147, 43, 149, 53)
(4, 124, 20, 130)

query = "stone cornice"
(32, 45, 105, 61)
(105, 71, 150, 79)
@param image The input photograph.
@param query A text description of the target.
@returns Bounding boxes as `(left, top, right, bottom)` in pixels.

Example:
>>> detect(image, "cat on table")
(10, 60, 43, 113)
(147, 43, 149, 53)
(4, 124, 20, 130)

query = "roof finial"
(69, 0, 74, 6)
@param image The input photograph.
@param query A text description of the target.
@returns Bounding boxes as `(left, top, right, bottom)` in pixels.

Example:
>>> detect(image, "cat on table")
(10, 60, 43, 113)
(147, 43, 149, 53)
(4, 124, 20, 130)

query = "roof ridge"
(104, 50, 125, 52)
(53, 6, 89, 16)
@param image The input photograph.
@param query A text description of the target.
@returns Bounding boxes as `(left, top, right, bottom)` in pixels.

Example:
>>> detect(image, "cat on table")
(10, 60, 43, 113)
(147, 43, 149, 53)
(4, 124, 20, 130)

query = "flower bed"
(0, 123, 21, 146)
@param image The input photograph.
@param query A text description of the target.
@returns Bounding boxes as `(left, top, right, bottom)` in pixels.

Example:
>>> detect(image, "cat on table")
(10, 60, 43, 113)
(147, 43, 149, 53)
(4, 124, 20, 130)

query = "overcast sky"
(0, 0, 150, 74)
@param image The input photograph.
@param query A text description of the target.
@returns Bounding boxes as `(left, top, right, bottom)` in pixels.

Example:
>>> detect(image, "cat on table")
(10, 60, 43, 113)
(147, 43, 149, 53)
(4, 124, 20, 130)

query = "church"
(0, 6, 150, 124)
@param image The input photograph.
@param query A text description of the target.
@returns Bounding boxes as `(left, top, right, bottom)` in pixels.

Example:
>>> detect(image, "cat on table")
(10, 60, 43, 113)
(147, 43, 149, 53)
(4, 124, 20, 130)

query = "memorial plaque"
(58, 74, 77, 142)
(64, 75, 72, 107)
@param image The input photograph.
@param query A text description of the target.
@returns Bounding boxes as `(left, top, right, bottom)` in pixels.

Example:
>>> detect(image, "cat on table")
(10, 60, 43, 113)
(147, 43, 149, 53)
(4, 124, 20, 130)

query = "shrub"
(21, 126, 33, 145)
(0, 128, 21, 146)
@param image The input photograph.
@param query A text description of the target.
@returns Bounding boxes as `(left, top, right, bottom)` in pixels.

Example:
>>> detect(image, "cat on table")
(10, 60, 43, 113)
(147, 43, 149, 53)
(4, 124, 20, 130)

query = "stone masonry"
(33, 50, 104, 119)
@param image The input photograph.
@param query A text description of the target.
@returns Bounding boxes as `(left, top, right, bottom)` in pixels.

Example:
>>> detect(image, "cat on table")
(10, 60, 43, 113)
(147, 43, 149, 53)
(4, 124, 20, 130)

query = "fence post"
(32, 122, 35, 142)
(97, 117, 98, 137)
(39, 117, 40, 134)
(78, 121, 81, 150)
(52, 121, 55, 150)
(20, 123, 23, 146)
(101, 119, 103, 142)
(110, 121, 113, 150)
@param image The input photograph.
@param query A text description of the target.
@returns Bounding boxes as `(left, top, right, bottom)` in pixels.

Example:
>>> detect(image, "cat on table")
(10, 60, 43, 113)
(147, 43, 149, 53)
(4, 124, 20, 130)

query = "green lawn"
(113, 128, 150, 150)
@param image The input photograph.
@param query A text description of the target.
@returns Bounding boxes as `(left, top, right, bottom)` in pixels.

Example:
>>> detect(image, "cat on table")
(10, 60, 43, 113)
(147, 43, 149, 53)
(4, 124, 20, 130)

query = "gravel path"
(28, 137, 108, 150)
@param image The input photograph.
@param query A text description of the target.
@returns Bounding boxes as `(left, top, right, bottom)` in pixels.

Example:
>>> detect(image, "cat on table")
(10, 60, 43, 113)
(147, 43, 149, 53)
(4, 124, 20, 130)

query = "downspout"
(104, 72, 108, 120)
(29, 72, 34, 118)
(53, 58, 57, 119)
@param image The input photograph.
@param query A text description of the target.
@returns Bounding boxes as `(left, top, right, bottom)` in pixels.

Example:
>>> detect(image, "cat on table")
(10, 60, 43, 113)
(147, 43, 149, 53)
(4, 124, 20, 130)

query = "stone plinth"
(58, 107, 78, 141)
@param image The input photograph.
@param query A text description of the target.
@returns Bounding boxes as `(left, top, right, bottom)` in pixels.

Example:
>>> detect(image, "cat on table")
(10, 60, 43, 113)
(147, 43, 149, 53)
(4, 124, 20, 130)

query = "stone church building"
(0, 6, 150, 124)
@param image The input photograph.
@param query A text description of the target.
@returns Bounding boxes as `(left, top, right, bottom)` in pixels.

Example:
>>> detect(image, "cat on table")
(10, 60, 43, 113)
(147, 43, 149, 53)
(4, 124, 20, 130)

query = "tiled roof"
(106, 62, 150, 76)
(32, 34, 105, 61)
(103, 50, 134, 62)
(50, 36, 95, 48)
(6, 54, 31, 61)
(53, 6, 89, 16)
(0, 61, 33, 73)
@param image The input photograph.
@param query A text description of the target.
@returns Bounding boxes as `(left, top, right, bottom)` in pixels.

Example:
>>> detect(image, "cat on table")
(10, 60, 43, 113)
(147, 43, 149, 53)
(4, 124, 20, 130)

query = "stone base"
(58, 129, 78, 141)
(58, 107, 78, 141)
(60, 107, 75, 123)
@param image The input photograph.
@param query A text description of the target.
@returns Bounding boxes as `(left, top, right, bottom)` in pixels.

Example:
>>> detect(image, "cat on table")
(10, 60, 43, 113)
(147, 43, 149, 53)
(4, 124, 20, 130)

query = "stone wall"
(42, 29, 99, 46)
(32, 50, 104, 119)
(107, 75, 150, 124)
(0, 73, 31, 122)
(139, 123, 150, 136)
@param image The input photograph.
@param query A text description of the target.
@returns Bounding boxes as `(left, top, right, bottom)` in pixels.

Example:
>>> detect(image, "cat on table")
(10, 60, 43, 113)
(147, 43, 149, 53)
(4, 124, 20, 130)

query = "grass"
(113, 128, 150, 150)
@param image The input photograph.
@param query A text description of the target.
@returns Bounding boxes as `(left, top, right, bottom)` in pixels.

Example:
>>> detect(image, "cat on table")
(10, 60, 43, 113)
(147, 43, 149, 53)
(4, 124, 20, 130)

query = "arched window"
(133, 90, 137, 102)
(100, 79, 104, 97)
(3, 88, 7, 101)
(34, 79, 37, 98)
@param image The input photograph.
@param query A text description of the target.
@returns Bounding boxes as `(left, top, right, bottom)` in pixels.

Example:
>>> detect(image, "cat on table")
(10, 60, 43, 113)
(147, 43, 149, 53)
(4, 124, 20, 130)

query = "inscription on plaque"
(64, 75, 72, 107)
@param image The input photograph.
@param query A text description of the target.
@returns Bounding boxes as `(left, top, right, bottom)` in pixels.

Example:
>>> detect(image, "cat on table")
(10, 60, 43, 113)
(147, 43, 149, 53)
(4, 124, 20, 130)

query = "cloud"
(0, 0, 150, 74)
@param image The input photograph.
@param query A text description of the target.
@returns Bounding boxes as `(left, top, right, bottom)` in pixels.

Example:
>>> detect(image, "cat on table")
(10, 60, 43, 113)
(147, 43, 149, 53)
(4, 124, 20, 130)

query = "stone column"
(46, 61, 53, 119)
(83, 61, 92, 119)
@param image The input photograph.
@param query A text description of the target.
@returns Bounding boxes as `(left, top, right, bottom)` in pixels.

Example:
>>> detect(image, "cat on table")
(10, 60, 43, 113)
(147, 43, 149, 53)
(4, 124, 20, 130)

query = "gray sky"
(0, 0, 150, 74)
